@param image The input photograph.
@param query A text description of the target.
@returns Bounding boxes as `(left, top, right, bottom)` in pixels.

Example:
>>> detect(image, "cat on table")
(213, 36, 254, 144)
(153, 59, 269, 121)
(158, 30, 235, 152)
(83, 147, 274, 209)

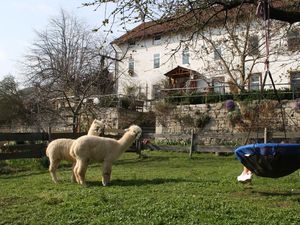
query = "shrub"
(120, 97, 131, 109)
(181, 115, 194, 125)
(295, 98, 300, 111)
(225, 100, 235, 111)
(39, 156, 50, 169)
(227, 109, 242, 127)
(174, 114, 194, 126)
(153, 101, 175, 126)
(195, 113, 211, 129)
(163, 88, 295, 106)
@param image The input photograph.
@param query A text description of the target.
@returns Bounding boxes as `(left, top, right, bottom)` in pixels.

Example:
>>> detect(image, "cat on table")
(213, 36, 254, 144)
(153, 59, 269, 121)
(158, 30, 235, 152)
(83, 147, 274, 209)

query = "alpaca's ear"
(124, 128, 129, 132)
(95, 119, 103, 124)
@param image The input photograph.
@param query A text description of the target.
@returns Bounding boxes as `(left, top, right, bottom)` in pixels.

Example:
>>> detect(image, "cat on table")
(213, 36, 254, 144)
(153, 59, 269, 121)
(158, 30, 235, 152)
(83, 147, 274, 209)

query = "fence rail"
(0, 147, 46, 160)
(1, 129, 299, 160)
(0, 130, 139, 160)
(142, 130, 300, 158)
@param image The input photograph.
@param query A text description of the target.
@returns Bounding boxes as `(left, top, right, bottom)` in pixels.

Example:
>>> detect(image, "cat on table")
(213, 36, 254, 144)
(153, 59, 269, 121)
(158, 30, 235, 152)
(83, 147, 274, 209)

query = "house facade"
(111, 5, 300, 103)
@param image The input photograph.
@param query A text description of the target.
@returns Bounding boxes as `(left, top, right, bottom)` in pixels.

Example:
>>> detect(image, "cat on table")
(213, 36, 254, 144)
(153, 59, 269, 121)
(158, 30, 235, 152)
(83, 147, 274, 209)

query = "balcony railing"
(158, 82, 300, 105)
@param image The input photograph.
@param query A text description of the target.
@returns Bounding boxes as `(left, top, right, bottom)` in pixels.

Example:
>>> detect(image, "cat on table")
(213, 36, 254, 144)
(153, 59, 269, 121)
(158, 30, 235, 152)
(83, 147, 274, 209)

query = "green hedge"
(165, 89, 296, 105)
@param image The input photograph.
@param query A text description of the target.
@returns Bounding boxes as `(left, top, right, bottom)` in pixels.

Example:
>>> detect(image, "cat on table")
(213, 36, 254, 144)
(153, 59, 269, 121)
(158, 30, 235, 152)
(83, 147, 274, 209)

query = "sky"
(0, 0, 119, 83)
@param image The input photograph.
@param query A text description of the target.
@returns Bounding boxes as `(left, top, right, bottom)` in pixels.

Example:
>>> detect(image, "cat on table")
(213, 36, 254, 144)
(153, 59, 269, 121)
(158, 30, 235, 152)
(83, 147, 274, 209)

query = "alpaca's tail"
(45, 144, 50, 157)
(45, 140, 52, 158)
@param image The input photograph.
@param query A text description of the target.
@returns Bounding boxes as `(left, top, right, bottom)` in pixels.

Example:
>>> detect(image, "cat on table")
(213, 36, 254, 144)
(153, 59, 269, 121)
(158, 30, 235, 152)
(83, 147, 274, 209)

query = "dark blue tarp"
(235, 143, 300, 178)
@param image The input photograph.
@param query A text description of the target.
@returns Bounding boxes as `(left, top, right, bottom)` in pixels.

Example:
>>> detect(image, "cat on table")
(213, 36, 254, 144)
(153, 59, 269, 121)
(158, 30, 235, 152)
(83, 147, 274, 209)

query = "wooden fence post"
(189, 129, 194, 158)
(264, 127, 268, 143)
(136, 139, 142, 158)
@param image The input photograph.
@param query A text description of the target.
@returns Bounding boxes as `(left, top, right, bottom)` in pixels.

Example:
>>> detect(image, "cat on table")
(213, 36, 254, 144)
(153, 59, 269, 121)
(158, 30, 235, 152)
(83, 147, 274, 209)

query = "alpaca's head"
(125, 125, 142, 140)
(89, 119, 105, 135)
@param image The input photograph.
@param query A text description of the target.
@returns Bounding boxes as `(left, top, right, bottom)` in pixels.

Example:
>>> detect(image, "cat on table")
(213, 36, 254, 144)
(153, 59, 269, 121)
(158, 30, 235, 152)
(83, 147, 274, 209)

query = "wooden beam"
(0, 133, 49, 142)
(189, 129, 195, 158)
(1, 143, 46, 152)
(194, 146, 234, 153)
(0, 149, 46, 160)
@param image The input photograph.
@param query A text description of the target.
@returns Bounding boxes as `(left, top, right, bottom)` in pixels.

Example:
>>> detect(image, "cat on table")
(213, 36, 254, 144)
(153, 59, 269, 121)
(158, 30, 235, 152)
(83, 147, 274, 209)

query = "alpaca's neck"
(87, 126, 96, 136)
(117, 132, 135, 154)
(87, 130, 97, 136)
(87, 128, 99, 136)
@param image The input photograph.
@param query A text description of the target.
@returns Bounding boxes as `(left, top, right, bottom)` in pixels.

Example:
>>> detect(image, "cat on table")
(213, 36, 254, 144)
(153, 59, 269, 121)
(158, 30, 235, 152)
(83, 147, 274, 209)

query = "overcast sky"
(0, 0, 118, 82)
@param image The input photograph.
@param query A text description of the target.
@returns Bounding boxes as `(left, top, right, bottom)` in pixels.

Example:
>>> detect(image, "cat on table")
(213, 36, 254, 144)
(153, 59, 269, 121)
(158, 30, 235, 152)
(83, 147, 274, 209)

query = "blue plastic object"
(235, 143, 300, 178)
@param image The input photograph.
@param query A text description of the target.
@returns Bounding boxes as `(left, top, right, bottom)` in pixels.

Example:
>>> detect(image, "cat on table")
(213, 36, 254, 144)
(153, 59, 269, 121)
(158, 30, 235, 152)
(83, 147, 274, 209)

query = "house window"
(212, 77, 225, 94)
(128, 56, 134, 75)
(153, 35, 162, 45)
(152, 84, 161, 99)
(249, 73, 261, 91)
(154, 53, 160, 68)
(248, 35, 259, 56)
(182, 47, 190, 64)
(214, 47, 222, 60)
(287, 30, 300, 51)
(196, 79, 208, 92)
(290, 71, 300, 91)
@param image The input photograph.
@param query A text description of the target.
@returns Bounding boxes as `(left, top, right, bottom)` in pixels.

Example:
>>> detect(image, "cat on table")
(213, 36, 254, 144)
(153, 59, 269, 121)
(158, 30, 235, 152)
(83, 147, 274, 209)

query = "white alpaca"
(87, 119, 105, 136)
(70, 125, 142, 186)
(46, 119, 105, 183)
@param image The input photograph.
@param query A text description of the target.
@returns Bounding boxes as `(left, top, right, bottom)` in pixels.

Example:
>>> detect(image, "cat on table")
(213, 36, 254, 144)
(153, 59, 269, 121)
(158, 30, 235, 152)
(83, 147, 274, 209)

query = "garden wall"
(85, 107, 155, 130)
(155, 99, 300, 144)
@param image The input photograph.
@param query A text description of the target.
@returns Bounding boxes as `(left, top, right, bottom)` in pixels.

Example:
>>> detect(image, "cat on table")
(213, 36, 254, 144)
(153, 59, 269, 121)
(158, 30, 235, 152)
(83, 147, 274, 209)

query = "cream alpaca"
(70, 125, 142, 186)
(46, 119, 105, 183)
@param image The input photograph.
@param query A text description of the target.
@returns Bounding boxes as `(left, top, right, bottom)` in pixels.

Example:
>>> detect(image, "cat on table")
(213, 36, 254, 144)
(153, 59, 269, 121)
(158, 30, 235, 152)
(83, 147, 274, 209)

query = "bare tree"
(0, 76, 27, 126)
(24, 10, 115, 133)
(83, 0, 300, 34)
(191, 5, 291, 92)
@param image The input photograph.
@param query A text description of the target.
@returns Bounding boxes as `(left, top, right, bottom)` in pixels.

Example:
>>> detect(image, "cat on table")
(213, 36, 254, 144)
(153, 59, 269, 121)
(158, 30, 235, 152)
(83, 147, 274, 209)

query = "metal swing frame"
(235, 0, 300, 179)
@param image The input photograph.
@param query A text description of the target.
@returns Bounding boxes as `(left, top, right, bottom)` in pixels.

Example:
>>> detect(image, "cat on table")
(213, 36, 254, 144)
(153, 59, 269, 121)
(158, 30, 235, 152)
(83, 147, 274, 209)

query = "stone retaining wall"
(155, 100, 300, 137)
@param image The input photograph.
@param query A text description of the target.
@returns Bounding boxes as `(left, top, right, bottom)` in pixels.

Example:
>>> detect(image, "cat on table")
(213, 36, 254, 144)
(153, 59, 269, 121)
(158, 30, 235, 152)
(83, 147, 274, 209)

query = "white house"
(111, 3, 300, 102)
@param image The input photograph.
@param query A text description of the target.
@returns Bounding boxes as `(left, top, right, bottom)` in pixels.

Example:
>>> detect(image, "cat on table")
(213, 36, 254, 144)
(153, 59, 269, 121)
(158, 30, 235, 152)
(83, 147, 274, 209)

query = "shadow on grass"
(86, 177, 219, 187)
(0, 170, 48, 179)
(252, 190, 300, 197)
(115, 155, 170, 165)
(112, 178, 187, 186)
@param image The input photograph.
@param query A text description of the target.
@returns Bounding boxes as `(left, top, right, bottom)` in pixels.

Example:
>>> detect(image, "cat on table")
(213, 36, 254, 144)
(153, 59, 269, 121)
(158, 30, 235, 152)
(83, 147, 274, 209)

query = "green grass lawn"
(0, 151, 299, 225)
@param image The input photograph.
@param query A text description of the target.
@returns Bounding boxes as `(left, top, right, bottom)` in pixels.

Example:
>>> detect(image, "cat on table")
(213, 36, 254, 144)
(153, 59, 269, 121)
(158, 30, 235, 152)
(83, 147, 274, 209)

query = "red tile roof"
(112, 1, 289, 45)
(111, 19, 186, 45)
(164, 66, 200, 78)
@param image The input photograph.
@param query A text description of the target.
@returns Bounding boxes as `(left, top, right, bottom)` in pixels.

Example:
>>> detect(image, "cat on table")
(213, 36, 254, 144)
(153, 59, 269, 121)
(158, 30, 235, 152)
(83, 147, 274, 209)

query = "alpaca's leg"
(71, 162, 76, 183)
(77, 159, 88, 185)
(102, 161, 112, 186)
(49, 159, 60, 183)
(73, 160, 81, 184)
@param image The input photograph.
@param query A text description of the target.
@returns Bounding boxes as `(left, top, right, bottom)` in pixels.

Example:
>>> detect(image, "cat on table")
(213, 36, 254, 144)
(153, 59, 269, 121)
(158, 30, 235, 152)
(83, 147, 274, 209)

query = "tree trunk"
(72, 114, 78, 133)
